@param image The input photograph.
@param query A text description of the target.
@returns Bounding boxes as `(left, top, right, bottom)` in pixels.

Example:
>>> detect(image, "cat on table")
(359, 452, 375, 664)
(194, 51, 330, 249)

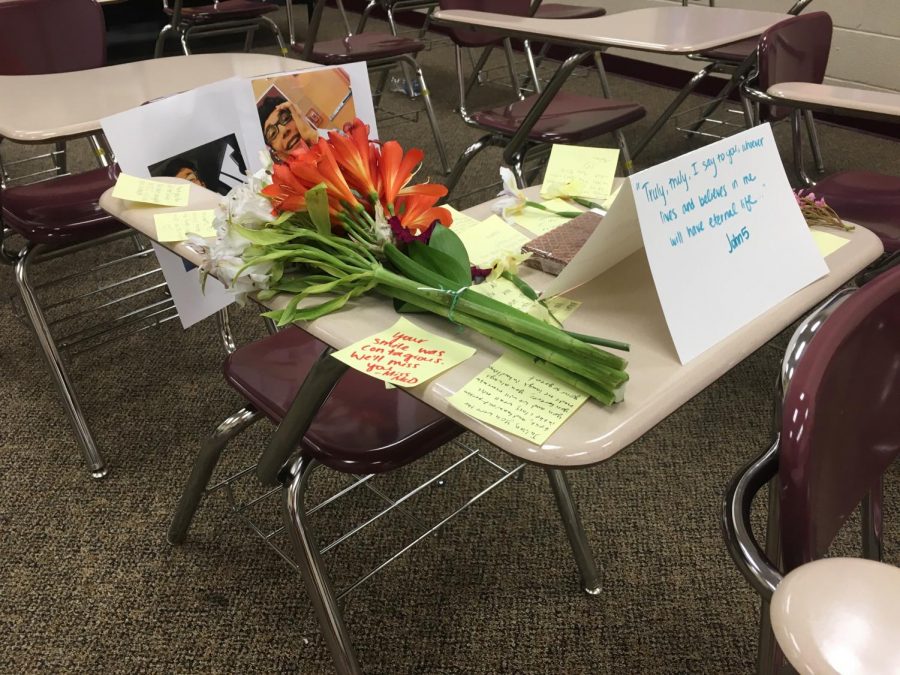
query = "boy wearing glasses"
(257, 94, 318, 160)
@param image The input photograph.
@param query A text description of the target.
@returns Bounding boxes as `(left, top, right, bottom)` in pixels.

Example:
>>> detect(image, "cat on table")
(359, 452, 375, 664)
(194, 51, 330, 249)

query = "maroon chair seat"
(2, 168, 122, 246)
(291, 32, 424, 65)
(164, 0, 278, 21)
(806, 172, 900, 253)
(533, 3, 606, 19)
(697, 36, 757, 63)
(471, 93, 645, 144)
(224, 326, 464, 474)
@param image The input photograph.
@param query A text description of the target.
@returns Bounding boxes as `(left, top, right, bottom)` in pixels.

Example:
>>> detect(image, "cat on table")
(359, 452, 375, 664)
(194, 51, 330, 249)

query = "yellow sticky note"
(541, 145, 619, 201)
(811, 229, 850, 257)
(512, 199, 574, 236)
(331, 317, 476, 388)
(112, 174, 191, 207)
(448, 353, 587, 445)
(445, 206, 482, 233)
(471, 277, 580, 324)
(455, 215, 531, 268)
(154, 210, 216, 242)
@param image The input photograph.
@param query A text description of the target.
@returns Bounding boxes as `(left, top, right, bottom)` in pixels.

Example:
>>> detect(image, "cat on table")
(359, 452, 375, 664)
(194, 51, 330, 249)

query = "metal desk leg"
(168, 406, 262, 545)
(283, 455, 362, 675)
(545, 468, 602, 595)
(14, 243, 107, 478)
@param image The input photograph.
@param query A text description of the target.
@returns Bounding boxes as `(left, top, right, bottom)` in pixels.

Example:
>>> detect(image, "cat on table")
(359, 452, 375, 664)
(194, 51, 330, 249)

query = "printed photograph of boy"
(148, 134, 247, 196)
(252, 68, 355, 161)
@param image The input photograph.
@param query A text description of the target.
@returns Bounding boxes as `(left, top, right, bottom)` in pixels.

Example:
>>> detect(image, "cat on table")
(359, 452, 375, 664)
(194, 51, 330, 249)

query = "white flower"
(372, 201, 393, 247)
(491, 166, 527, 222)
(486, 250, 532, 281)
(541, 178, 585, 200)
(222, 174, 273, 228)
(185, 179, 275, 303)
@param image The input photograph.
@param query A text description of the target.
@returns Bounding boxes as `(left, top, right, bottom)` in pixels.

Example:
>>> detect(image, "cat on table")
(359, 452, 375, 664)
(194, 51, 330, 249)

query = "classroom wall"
(566, 0, 900, 93)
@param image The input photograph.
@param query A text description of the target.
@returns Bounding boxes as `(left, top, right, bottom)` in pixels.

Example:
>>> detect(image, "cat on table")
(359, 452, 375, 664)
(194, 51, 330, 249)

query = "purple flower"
(389, 215, 436, 245)
(470, 265, 492, 281)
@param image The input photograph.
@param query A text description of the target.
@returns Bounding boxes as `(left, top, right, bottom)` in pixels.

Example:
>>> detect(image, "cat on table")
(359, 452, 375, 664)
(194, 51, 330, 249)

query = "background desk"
(0, 53, 309, 143)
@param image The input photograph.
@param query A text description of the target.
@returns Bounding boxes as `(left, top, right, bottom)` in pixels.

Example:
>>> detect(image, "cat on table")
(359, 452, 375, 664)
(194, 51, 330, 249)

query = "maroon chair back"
(439, 0, 530, 48)
(757, 11, 832, 121)
(779, 265, 900, 571)
(0, 0, 106, 75)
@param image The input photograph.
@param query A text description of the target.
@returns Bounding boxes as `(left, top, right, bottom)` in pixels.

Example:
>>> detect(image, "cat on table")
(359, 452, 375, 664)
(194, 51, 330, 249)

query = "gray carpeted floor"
(1, 7, 898, 674)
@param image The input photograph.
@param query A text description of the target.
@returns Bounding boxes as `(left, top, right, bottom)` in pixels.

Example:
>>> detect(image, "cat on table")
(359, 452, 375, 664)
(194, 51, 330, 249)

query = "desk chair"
(741, 12, 900, 262)
(634, 0, 820, 162)
(0, 0, 218, 478)
(457, 0, 608, 98)
(154, 0, 287, 58)
(723, 264, 900, 675)
(440, 0, 644, 197)
(0, 0, 109, 187)
(285, 0, 451, 173)
(769, 558, 900, 675)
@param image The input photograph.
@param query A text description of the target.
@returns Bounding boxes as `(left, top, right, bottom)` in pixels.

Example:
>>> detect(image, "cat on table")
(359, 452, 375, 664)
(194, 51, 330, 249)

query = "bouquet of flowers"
(794, 190, 852, 231)
(193, 120, 629, 405)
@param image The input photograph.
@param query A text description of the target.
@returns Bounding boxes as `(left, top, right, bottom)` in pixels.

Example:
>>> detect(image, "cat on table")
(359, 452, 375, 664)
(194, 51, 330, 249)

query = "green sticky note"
(154, 210, 217, 241)
(448, 353, 588, 445)
(112, 174, 191, 207)
(810, 229, 850, 257)
(541, 145, 619, 201)
(512, 198, 574, 236)
(455, 215, 531, 268)
(471, 277, 580, 324)
(445, 206, 482, 233)
(331, 317, 476, 388)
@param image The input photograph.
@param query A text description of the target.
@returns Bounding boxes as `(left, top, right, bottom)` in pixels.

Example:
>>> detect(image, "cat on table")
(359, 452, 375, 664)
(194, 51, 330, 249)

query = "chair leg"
(154, 24, 174, 58)
(442, 133, 504, 199)
(14, 244, 107, 478)
(216, 308, 237, 355)
(502, 39, 524, 101)
(756, 476, 782, 675)
(260, 15, 287, 56)
(399, 55, 450, 174)
(803, 110, 825, 174)
(464, 46, 495, 99)
(545, 468, 601, 595)
(167, 406, 262, 545)
(630, 62, 717, 160)
(283, 455, 362, 675)
(178, 27, 192, 56)
(861, 477, 884, 561)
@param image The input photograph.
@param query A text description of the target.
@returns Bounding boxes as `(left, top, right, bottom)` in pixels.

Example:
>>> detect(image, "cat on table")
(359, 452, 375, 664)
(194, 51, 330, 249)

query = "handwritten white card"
(631, 124, 827, 363)
(542, 124, 828, 364)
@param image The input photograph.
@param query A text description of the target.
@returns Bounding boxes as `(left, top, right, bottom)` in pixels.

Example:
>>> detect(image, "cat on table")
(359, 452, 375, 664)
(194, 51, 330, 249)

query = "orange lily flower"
(329, 120, 379, 201)
(393, 192, 451, 235)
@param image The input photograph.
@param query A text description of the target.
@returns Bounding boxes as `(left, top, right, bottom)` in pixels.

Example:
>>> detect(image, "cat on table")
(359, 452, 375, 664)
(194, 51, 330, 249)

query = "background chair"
(155, 0, 286, 58)
(722, 264, 900, 674)
(0, 0, 214, 478)
(632, 0, 819, 161)
(285, 0, 450, 173)
(439, 0, 644, 197)
(741, 12, 900, 259)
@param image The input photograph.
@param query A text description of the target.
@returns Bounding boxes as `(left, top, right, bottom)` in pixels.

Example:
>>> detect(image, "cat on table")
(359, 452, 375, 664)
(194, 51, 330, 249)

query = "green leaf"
(408, 241, 470, 288)
(428, 224, 471, 270)
(232, 223, 298, 246)
(306, 183, 332, 236)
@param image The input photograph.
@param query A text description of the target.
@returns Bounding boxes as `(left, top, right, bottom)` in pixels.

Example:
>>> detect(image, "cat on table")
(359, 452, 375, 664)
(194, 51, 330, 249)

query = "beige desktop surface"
(432, 6, 786, 54)
(0, 53, 313, 142)
(100, 182, 883, 468)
